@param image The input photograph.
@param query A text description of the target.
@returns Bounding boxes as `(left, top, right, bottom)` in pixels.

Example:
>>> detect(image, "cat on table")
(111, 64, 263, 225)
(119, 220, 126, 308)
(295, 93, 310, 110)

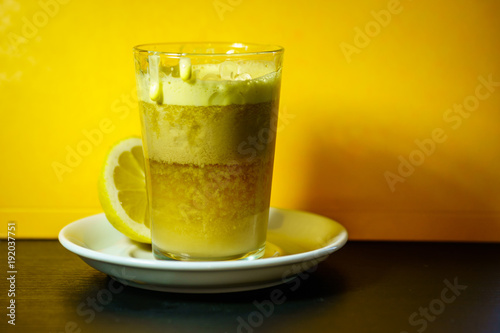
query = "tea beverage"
(134, 44, 283, 260)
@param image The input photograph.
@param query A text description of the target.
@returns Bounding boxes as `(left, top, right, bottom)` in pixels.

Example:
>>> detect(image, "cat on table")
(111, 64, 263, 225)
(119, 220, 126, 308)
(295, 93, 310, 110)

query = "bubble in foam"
(235, 73, 252, 81)
(202, 73, 221, 81)
(219, 61, 238, 80)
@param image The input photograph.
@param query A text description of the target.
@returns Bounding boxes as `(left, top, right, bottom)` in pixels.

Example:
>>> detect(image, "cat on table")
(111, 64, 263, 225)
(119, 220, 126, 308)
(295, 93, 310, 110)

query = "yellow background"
(1, 0, 499, 240)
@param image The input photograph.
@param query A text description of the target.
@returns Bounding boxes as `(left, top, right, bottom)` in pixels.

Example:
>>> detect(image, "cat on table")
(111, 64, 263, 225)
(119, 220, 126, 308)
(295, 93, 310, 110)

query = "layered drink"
(134, 45, 283, 260)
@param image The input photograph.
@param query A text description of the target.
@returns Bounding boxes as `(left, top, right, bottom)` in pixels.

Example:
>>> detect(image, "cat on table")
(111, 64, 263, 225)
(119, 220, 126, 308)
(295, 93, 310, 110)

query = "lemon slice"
(98, 137, 151, 243)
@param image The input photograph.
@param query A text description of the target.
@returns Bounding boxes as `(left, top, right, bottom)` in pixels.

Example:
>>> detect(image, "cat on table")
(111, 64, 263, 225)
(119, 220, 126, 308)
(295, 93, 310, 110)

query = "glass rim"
(133, 42, 284, 57)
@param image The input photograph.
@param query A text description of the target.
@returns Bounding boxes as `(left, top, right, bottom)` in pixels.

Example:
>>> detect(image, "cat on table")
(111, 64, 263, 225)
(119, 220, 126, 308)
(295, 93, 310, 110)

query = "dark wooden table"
(1, 240, 499, 333)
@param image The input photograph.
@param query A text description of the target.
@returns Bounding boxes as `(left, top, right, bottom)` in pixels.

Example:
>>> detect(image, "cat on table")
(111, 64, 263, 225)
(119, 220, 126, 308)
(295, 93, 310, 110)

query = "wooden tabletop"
(1, 240, 499, 333)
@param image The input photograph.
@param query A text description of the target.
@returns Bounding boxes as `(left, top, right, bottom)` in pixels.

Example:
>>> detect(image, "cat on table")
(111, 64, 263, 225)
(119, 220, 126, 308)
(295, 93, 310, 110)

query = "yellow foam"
(136, 61, 281, 106)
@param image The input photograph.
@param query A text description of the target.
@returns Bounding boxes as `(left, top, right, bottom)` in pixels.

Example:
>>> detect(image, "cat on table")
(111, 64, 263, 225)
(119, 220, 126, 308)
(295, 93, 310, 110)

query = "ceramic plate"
(58, 207, 348, 293)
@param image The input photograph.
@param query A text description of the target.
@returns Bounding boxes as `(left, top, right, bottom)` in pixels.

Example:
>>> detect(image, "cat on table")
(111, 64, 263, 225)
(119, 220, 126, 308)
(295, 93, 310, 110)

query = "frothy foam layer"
(140, 101, 278, 165)
(136, 60, 281, 106)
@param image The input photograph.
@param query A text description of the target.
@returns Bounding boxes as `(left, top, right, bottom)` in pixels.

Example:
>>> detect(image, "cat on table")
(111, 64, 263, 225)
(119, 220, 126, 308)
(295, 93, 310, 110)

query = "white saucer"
(58, 207, 348, 293)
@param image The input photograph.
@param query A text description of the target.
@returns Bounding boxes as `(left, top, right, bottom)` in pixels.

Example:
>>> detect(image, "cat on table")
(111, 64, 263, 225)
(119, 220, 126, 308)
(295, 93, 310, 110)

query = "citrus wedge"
(98, 137, 151, 243)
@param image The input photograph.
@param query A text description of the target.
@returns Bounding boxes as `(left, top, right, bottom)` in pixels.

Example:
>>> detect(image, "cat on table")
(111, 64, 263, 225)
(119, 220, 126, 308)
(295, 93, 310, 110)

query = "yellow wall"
(1, 0, 499, 240)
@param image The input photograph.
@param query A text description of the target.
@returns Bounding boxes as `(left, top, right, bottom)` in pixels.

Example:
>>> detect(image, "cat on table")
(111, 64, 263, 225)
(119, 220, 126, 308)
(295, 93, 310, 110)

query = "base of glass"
(153, 244, 266, 261)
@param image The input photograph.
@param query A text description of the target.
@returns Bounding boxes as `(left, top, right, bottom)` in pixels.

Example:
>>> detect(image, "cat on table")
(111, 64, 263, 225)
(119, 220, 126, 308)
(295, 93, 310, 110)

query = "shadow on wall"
(298, 105, 500, 241)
